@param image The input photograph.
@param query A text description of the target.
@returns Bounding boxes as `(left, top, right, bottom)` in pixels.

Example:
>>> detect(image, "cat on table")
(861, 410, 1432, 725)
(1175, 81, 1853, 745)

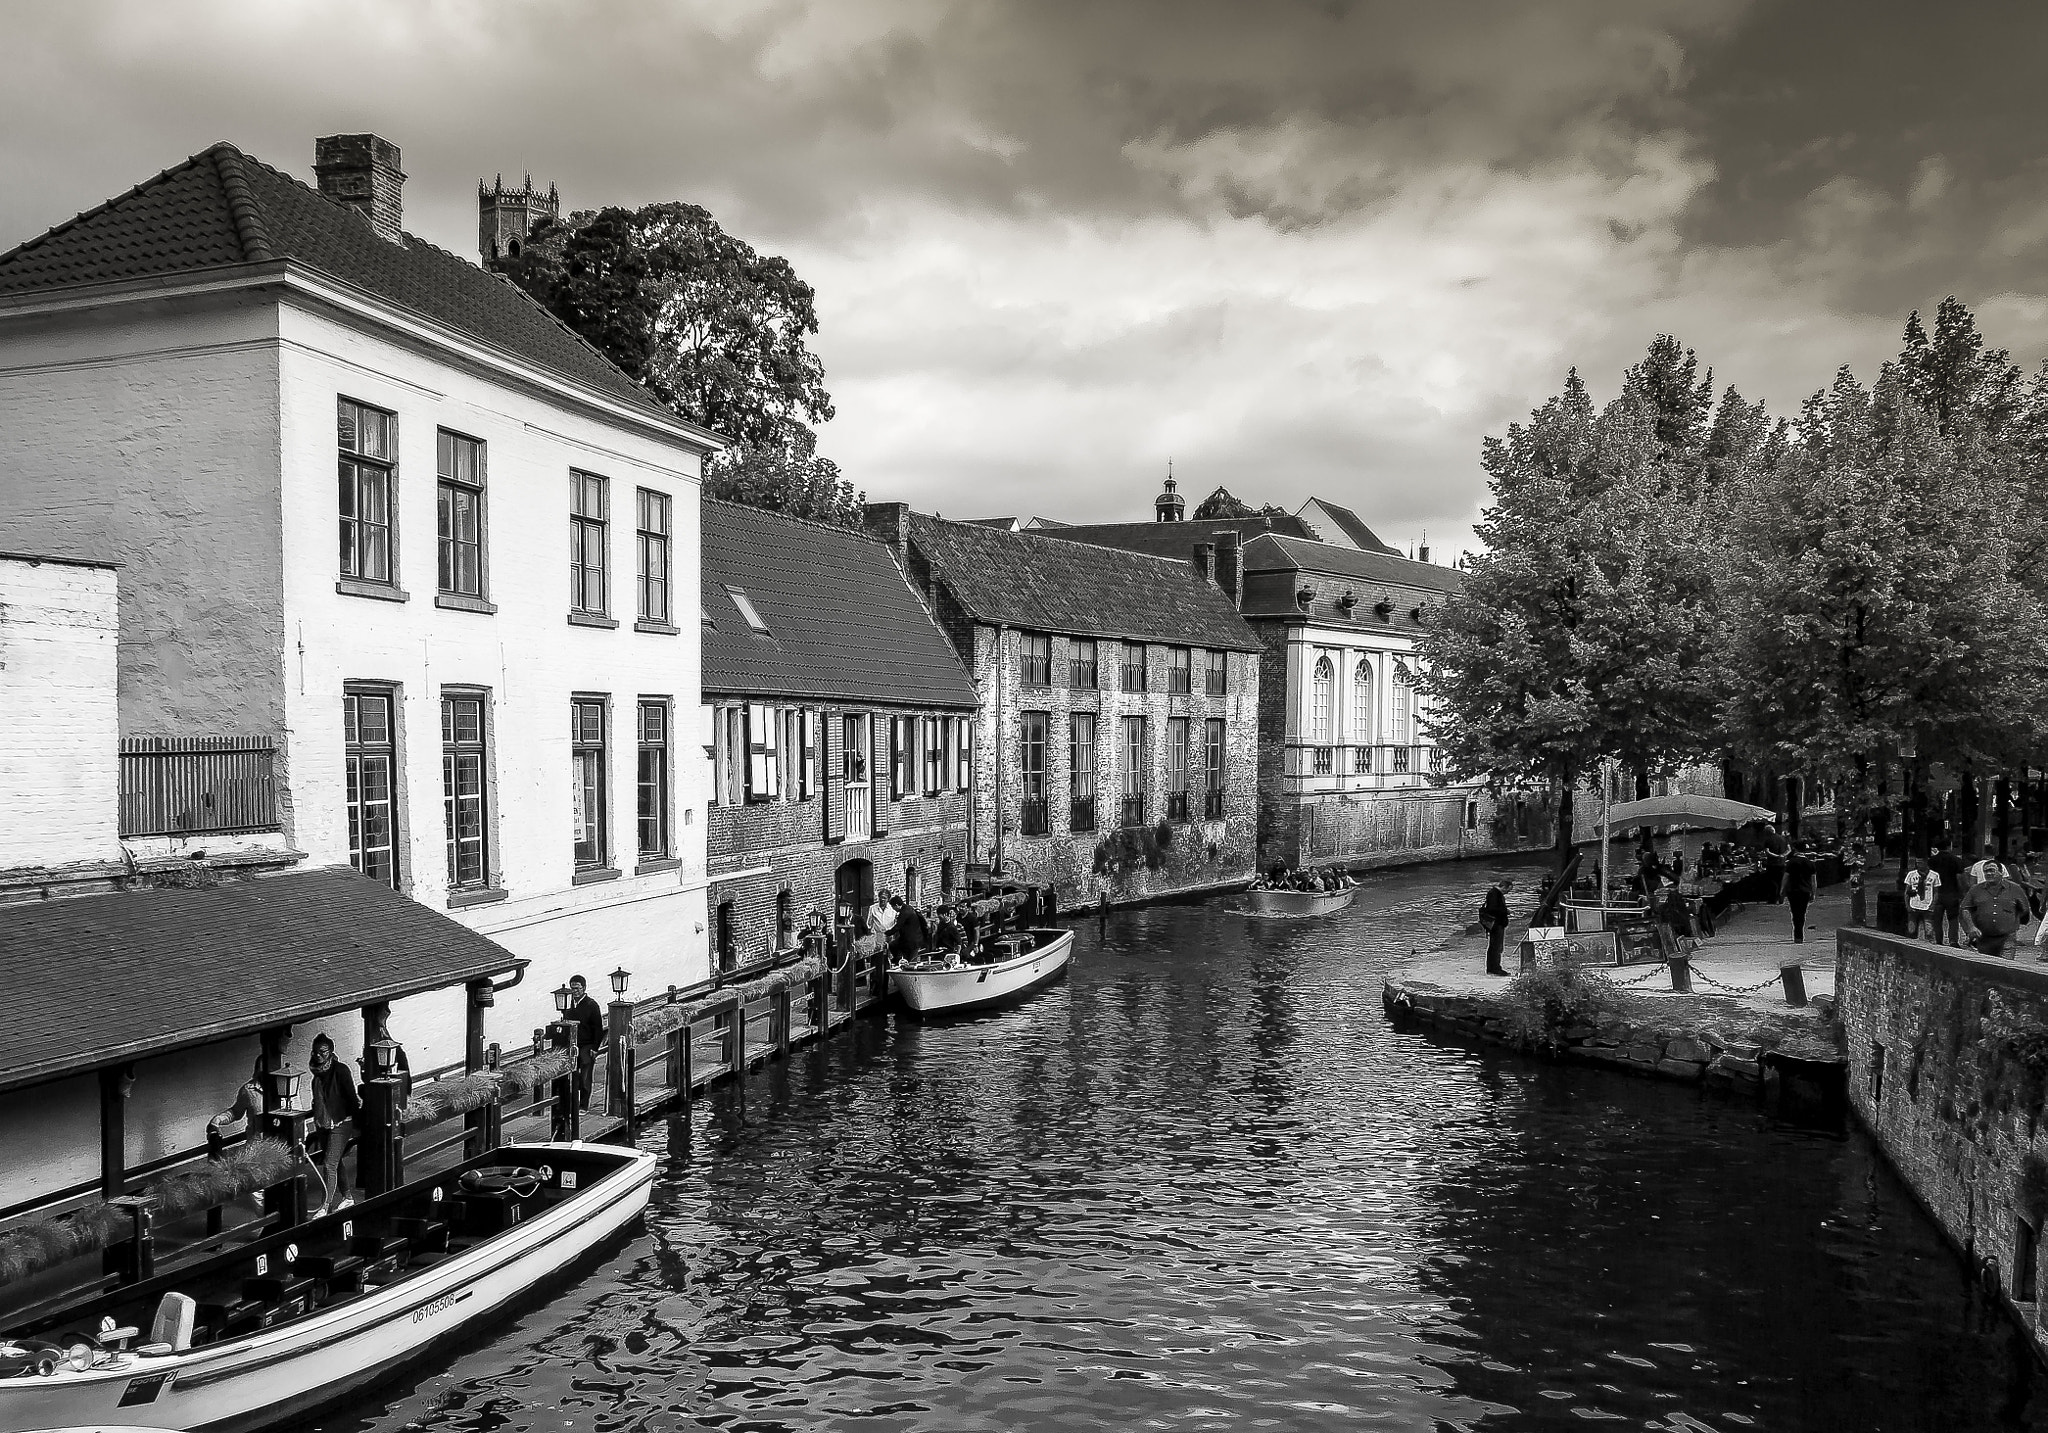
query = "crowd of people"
(864, 887, 1028, 968)
(1902, 842, 2046, 959)
(1247, 866, 1359, 893)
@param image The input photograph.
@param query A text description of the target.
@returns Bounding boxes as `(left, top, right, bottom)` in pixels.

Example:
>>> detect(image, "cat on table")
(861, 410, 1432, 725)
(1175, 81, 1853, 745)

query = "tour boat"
(1241, 885, 1357, 917)
(890, 928, 1075, 1016)
(0, 1141, 654, 1433)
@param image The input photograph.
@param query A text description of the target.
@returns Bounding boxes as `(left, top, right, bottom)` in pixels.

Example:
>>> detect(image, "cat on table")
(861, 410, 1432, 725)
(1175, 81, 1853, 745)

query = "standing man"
(1480, 881, 1511, 976)
(1930, 842, 1968, 947)
(891, 895, 930, 961)
(867, 888, 898, 946)
(1961, 862, 2032, 959)
(1782, 844, 1818, 943)
(565, 975, 605, 1112)
(1903, 855, 1941, 942)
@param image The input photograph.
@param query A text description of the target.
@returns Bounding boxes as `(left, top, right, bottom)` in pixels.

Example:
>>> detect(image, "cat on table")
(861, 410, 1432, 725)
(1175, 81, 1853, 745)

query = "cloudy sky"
(6, 0, 2045, 556)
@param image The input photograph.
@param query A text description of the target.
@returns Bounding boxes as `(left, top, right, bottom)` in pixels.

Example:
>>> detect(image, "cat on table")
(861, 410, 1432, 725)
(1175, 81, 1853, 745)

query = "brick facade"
(706, 700, 970, 968)
(965, 625, 1260, 903)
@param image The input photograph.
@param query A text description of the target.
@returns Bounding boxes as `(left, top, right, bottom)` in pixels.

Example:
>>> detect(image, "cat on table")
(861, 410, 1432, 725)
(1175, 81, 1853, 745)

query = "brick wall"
(0, 557, 121, 871)
(964, 625, 1259, 903)
(1838, 930, 2048, 1333)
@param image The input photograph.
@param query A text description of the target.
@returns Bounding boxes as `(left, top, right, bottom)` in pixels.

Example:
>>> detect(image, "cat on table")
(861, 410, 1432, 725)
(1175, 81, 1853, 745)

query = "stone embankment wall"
(1838, 930, 2048, 1336)
(1382, 973, 1835, 1101)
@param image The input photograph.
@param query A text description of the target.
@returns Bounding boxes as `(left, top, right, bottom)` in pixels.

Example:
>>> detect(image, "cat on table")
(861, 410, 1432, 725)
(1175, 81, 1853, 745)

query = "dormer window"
(725, 585, 770, 634)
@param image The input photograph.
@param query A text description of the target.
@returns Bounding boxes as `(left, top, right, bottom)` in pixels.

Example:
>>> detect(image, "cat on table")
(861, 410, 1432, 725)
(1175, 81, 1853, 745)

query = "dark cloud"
(2, 0, 2043, 553)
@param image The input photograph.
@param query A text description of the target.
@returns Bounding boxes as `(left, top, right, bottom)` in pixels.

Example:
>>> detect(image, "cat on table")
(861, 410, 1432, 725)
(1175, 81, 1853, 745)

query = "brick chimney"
(1214, 530, 1244, 609)
(862, 501, 912, 567)
(1191, 541, 1216, 584)
(315, 134, 406, 242)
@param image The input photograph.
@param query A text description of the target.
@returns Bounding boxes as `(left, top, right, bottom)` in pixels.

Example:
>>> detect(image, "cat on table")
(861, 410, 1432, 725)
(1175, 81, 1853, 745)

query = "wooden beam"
(98, 1064, 128, 1198)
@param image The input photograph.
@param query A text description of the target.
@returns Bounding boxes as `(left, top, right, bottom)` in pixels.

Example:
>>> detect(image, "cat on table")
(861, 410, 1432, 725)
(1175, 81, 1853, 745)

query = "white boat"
(1241, 885, 1357, 917)
(890, 928, 1075, 1016)
(0, 1142, 654, 1433)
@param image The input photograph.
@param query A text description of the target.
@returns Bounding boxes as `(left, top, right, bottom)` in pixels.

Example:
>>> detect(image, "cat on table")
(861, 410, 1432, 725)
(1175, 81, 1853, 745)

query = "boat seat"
(352, 1232, 410, 1262)
(297, 1252, 365, 1295)
(242, 1273, 316, 1318)
(196, 1298, 266, 1338)
(137, 1292, 195, 1356)
(390, 1218, 450, 1254)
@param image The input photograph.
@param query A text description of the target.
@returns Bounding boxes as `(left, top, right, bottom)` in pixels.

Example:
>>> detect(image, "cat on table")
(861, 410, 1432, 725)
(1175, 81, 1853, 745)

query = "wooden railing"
(119, 735, 279, 837)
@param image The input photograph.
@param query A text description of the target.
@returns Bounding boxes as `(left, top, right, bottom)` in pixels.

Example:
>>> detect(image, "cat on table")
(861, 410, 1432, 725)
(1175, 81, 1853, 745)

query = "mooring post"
(1780, 962, 1808, 1007)
(1668, 953, 1692, 993)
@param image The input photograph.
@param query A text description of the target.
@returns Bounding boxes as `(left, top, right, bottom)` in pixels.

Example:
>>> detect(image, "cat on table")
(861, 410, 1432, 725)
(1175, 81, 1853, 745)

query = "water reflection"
(312, 858, 2048, 1432)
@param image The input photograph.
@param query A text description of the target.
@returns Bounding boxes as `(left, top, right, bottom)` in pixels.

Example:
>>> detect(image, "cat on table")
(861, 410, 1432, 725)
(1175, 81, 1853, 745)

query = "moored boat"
(891, 928, 1075, 1016)
(0, 1142, 654, 1433)
(1241, 886, 1357, 917)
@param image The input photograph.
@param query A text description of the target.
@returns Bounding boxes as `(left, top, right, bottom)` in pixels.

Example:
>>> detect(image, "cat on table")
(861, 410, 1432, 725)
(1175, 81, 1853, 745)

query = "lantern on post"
(607, 969, 634, 1120)
(358, 1035, 407, 1198)
(553, 983, 574, 1015)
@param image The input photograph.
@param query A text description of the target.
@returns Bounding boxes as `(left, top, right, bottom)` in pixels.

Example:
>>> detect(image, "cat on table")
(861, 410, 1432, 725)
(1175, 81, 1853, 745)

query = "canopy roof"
(0, 867, 526, 1093)
(1604, 794, 1776, 830)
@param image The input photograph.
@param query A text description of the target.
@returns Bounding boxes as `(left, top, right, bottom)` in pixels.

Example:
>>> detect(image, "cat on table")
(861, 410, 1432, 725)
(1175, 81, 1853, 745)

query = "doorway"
(836, 858, 874, 926)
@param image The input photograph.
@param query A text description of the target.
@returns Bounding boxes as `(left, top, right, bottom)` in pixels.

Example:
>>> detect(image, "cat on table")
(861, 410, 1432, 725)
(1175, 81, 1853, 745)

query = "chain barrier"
(1685, 962, 1784, 995)
(1607, 964, 1669, 987)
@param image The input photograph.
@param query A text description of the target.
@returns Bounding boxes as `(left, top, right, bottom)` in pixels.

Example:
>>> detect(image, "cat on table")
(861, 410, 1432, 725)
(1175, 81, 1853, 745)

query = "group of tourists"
(1902, 843, 2047, 960)
(867, 888, 1003, 967)
(1248, 866, 1359, 893)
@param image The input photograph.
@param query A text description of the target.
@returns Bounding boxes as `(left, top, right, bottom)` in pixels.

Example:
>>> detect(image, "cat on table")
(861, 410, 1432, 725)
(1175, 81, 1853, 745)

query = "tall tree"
(498, 202, 834, 453)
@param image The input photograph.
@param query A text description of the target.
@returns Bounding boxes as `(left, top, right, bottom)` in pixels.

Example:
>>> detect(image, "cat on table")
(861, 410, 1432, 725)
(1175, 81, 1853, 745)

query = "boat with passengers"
(0, 1142, 653, 1432)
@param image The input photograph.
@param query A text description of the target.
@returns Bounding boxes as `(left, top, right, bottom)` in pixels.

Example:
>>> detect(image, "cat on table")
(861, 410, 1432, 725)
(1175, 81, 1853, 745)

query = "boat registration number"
(413, 1290, 467, 1324)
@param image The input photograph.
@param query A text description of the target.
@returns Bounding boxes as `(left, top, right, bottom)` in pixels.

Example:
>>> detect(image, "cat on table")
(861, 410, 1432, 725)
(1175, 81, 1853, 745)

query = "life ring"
(459, 1165, 543, 1198)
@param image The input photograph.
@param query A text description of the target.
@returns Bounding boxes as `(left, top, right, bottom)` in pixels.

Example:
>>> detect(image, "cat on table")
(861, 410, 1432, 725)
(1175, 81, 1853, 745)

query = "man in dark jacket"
(1481, 881, 1511, 976)
(892, 896, 931, 960)
(565, 975, 605, 1110)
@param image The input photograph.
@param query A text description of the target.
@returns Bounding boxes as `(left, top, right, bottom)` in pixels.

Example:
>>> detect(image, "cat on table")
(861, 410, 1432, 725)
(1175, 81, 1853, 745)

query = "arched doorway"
(835, 858, 874, 927)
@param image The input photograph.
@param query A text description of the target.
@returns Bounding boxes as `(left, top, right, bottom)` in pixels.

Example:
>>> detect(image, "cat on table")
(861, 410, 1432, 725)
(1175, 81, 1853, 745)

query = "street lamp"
(262, 1062, 305, 1110)
(609, 966, 631, 997)
(553, 983, 573, 1015)
(365, 1037, 401, 1081)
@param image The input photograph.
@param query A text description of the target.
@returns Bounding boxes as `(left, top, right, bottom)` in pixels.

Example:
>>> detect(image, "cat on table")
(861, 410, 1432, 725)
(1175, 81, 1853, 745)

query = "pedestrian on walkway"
(1480, 881, 1510, 976)
(1966, 842, 2002, 892)
(1930, 842, 1968, 947)
(307, 1034, 359, 1216)
(1782, 845, 1818, 943)
(565, 975, 604, 1111)
(1962, 863, 2032, 959)
(1903, 856, 1942, 942)
(867, 888, 898, 944)
(891, 895, 930, 960)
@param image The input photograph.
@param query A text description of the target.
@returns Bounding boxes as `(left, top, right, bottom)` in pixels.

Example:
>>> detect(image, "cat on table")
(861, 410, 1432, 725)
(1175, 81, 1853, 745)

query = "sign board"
(1528, 930, 1619, 967)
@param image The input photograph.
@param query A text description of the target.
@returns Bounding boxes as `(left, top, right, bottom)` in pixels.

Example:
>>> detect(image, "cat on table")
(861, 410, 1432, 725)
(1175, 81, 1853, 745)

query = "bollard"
(1780, 962, 1807, 1007)
(1668, 954, 1692, 993)
(1518, 939, 1537, 973)
(607, 997, 634, 1120)
(107, 1196, 156, 1284)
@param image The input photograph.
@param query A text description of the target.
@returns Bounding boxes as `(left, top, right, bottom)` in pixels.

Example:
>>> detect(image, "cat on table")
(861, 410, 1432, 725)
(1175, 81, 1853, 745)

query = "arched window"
(941, 856, 955, 896)
(905, 864, 922, 907)
(1391, 663, 1414, 745)
(508, 237, 522, 258)
(1310, 654, 1334, 745)
(715, 899, 736, 973)
(1350, 659, 1374, 745)
(776, 888, 795, 949)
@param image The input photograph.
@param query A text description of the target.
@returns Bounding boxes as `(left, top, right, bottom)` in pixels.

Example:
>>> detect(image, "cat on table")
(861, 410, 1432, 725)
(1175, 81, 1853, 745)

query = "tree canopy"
(496, 201, 835, 454)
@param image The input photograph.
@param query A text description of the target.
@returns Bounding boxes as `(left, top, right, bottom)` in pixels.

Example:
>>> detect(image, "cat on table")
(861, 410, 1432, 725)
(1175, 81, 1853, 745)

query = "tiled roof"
(0, 867, 525, 1093)
(906, 513, 1262, 651)
(0, 143, 692, 431)
(1299, 498, 1399, 555)
(702, 500, 977, 709)
(1030, 513, 1315, 564)
(1239, 532, 1463, 620)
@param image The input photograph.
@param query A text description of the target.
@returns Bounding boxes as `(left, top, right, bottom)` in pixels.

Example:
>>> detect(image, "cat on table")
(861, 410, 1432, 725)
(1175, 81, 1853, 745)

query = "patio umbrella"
(1604, 794, 1776, 830)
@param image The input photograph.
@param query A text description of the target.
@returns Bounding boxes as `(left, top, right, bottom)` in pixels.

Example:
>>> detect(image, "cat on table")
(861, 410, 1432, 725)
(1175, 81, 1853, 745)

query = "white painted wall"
(0, 557, 119, 870)
(273, 298, 711, 1071)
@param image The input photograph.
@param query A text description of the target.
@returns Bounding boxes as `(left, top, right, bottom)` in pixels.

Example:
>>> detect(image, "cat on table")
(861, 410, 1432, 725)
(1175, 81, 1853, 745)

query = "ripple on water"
(311, 857, 2048, 1432)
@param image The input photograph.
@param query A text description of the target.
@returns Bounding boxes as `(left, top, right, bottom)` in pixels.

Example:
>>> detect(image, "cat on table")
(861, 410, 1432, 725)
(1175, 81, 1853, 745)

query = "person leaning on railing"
(1961, 862, 2032, 960)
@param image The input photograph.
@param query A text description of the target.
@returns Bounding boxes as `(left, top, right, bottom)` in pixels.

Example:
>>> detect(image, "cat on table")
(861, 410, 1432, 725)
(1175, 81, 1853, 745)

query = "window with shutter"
(800, 709, 818, 799)
(957, 721, 973, 791)
(746, 703, 781, 801)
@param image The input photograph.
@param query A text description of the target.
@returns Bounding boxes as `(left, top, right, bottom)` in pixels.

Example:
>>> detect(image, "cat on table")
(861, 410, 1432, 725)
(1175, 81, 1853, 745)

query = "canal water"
(315, 857, 2048, 1433)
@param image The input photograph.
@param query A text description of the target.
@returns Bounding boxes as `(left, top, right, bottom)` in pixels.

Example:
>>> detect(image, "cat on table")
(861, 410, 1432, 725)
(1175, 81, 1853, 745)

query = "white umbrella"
(1605, 794, 1776, 830)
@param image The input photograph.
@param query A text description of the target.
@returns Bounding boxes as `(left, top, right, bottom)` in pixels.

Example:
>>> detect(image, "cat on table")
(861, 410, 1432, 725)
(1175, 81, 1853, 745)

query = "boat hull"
(1241, 886, 1356, 917)
(3, 1143, 655, 1433)
(891, 929, 1075, 1015)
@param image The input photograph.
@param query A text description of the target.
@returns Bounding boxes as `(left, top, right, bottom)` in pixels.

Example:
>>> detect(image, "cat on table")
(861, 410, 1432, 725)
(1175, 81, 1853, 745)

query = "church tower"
(1153, 466, 1185, 522)
(478, 173, 559, 265)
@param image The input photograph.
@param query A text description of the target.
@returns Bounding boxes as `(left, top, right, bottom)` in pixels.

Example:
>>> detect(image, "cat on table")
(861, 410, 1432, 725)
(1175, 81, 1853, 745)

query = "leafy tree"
(703, 432, 864, 529)
(497, 202, 834, 452)
(1191, 486, 1289, 521)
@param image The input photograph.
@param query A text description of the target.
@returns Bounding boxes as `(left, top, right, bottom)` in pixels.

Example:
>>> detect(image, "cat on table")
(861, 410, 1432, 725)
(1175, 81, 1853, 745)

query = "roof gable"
(1297, 498, 1399, 555)
(906, 514, 1262, 650)
(1033, 514, 1314, 564)
(1239, 532, 1463, 617)
(701, 501, 977, 708)
(0, 143, 690, 432)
